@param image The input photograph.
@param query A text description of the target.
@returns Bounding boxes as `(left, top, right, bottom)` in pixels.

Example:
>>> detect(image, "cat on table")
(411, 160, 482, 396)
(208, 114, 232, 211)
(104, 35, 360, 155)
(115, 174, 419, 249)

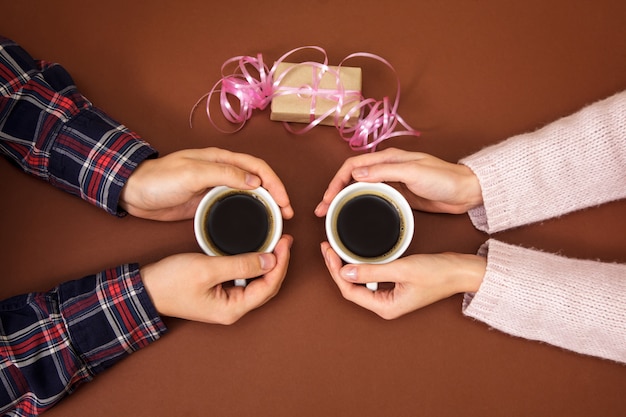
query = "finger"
(314, 148, 417, 217)
(206, 251, 278, 287)
(212, 149, 294, 219)
(198, 163, 291, 220)
(187, 148, 294, 219)
(321, 243, 385, 313)
(206, 148, 294, 219)
(320, 242, 374, 298)
(242, 235, 294, 310)
(321, 245, 415, 318)
(339, 261, 408, 286)
(320, 241, 344, 278)
(187, 160, 261, 191)
(315, 156, 384, 216)
(350, 160, 420, 185)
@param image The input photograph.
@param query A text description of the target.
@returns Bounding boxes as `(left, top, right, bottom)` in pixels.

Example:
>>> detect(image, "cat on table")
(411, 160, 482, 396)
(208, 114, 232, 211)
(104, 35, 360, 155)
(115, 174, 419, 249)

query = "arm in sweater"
(461, 91, 626, 363)
(460, 91, 626, 234)
(463, 239, 626, 363)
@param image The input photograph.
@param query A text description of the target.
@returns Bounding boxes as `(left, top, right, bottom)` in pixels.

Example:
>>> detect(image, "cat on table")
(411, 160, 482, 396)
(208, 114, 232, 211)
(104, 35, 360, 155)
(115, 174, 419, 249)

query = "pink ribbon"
(335, 52, 420, 151)
(190, 47, 419, 151)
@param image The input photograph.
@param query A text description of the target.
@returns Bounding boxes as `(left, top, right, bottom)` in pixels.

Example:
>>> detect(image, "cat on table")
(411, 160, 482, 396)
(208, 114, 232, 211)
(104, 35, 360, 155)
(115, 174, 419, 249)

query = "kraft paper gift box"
(270, 62, 362, 126)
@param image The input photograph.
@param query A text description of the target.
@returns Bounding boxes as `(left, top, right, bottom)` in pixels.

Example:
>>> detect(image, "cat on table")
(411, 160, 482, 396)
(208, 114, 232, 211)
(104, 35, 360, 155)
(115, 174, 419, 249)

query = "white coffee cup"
(194, 186, 283, 286)
(325, 182, 414, 290)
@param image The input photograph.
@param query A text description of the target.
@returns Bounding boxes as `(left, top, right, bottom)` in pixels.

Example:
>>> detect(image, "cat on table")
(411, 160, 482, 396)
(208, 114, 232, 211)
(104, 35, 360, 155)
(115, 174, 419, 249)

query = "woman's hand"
(321, 242, 485, 320)
(315, 147, 482, 217)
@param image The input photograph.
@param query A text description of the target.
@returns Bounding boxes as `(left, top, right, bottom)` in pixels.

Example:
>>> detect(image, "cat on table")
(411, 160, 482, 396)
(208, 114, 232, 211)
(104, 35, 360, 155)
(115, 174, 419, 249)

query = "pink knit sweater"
(460, 91, 626, 364)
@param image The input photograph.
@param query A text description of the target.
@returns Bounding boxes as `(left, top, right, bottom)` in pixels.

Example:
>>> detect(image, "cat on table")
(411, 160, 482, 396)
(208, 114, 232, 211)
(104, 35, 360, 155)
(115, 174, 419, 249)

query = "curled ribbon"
(190, 46, 419, 151)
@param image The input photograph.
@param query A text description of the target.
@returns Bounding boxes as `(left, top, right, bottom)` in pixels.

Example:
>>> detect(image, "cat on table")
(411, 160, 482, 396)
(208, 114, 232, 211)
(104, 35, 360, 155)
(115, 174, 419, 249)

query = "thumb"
(210, 252, 277, 285)
(339, 263, 390, 286)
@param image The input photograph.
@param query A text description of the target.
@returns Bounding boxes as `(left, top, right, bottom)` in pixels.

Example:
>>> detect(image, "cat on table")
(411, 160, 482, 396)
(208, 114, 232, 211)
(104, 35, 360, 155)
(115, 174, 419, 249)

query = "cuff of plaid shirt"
(47, 106, 158, 216)
(59, 263, 167, 375)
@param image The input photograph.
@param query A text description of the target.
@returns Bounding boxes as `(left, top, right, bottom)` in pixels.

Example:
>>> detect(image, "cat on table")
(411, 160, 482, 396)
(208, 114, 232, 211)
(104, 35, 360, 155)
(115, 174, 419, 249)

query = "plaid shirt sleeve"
(0, 36, 157, 215)
(1, 37, 168, 416)
(0, 264, 167, 417)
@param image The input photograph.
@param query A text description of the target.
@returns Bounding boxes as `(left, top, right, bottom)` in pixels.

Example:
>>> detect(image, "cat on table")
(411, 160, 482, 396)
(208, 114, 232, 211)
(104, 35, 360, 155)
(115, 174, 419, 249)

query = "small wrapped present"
(270, 62, 362, 127)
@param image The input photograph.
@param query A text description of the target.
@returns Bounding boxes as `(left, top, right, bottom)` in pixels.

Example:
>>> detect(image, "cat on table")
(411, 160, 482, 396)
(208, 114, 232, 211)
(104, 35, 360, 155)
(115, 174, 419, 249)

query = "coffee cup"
(325, 182, 414, 290)
(194, 186, 283, 286)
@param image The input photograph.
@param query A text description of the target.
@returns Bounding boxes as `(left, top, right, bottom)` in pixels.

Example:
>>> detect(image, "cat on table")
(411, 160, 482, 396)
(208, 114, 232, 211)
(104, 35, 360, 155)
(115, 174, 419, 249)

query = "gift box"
(270, 62, 362, 127)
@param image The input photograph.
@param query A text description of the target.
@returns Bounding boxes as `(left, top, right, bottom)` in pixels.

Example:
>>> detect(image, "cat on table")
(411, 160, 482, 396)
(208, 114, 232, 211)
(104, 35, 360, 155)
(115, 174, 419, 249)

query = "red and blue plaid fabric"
(1, 37, 167, 416)
(1, 266, 166, 416)
(0, 36, 157, 215)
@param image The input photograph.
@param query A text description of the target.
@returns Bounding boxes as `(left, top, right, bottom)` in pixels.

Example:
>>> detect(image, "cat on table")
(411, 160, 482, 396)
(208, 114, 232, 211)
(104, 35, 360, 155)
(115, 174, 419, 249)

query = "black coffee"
(336, 194, 401, 259)
(206, 193, 270, 255)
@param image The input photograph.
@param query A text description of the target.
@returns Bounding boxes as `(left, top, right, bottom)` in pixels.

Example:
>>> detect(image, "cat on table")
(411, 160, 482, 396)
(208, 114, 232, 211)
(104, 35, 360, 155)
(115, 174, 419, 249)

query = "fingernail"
(353, 167, 369, 178)
(245, 173, 261, 187)
(259, 253, 275, 271)
(341, 265, 358, 281)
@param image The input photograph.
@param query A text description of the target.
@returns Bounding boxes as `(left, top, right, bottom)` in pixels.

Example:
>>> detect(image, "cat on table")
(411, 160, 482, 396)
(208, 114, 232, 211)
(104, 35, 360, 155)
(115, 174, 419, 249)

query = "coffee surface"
(206, 193, 269, 255)
(337, 194, 401, 258)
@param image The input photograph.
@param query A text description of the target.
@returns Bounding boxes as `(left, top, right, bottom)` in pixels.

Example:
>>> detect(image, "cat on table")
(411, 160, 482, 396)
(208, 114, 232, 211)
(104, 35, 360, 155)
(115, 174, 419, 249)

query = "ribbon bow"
(191, 47, 419, 151)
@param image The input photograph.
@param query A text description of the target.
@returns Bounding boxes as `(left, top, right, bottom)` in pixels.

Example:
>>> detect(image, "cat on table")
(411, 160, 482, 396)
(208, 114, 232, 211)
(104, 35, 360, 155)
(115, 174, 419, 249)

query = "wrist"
(119, 182, 131, 212)
(459, 165, 483, 210)
(119, 159, 151, 214)
(140, 261, 171, 313)
(448, 253, 486, 294)
(119, 167, 139, 209)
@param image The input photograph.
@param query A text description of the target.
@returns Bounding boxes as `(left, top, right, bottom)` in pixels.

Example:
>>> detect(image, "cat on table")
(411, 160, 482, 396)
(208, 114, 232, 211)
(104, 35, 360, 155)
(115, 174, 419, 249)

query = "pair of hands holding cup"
(120, 147, 486, 325)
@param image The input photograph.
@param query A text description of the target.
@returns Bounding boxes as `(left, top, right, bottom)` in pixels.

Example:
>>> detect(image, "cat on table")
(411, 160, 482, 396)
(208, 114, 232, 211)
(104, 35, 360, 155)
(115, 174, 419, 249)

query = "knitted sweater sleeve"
(460, 91, 626, 234)
(458, 92, 626, 363)
(462, 239, 626, 364)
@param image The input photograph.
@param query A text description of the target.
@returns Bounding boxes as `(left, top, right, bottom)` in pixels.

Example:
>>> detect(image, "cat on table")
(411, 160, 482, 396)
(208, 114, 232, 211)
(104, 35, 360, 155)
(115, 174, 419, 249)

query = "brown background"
(2, 1, 625, 416)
